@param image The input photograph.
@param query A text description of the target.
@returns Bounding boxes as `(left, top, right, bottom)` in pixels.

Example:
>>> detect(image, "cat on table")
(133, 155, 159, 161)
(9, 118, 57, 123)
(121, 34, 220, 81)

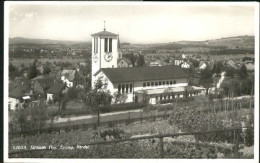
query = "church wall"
(111, 78, 189, 103)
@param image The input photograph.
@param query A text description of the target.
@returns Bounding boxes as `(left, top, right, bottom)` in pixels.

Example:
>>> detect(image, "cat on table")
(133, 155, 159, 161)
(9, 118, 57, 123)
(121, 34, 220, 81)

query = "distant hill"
(148, 35, 254, 51)
(206, 35, 254, 49)
(9, 37, 91, 45)
(174, 35, 254, 49)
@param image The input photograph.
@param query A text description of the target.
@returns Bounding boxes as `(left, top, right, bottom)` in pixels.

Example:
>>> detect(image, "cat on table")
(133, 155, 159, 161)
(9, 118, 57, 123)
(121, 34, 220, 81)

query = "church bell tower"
(91, 22, 119, 87)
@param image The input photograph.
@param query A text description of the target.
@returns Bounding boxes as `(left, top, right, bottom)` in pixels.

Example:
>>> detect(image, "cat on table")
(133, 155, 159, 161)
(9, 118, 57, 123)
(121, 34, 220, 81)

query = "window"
(159, 81, 161, 85)
(163, 81, 165, 85)
(122, 84, 125, 93)
(143, 83, 146, 87)
(118, 84, 121, 93)
(155, 82, 158, 86)
(166, 81, 169, 85)
(130, 84, 133, 93)
(147, 82, 150, 86)
(170, 81, 173, 85)
(104, 38, 108, 52)
(109, 38, 112, 52)
(126, 84, 129, 93)
(94, 38, 98, 53)
(173, 80, 176, 84)
(151, 82, 154, 86)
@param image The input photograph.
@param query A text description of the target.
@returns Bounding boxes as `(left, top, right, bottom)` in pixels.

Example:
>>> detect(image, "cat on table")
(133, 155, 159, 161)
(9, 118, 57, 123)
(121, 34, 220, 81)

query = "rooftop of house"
(61, 70, 76, 81)
(95, 65, 189, 83)
(9, 84, 31, 99)
(46, 83, 65, 94)
(13, 77, 31, 86)
(118, 57, 132, 65)
(35, 77, 55, 88)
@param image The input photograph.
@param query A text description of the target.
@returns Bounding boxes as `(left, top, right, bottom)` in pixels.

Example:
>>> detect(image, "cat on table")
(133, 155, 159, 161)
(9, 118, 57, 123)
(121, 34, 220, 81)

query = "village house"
(198, 60, 208, 70)
(245, 62, 254, 71)
(174, 54, 187, 66)
(60, 70, 77, 87)
(9, 84, 31, 110)
(150, 61, 162, 67)
(32, 77, 56, 98)
(46, 83, 65, 102)
(117, 57, 133, 68)
(225, 59, 238, 69)
(180, 60, 193, 69)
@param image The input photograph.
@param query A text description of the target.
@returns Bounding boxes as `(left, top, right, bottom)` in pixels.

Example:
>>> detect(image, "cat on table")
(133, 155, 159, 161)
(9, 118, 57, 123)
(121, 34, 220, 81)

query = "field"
(9, 56, 86, 67)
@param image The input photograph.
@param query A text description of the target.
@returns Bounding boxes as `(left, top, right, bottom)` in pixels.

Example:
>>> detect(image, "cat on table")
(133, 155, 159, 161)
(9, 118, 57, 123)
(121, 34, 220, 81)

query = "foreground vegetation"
(9, 101, 254, 158)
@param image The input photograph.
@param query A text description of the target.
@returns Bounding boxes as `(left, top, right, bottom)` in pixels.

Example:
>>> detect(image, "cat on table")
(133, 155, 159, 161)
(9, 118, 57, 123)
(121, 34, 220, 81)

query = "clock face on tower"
(104, 53, 113, 62)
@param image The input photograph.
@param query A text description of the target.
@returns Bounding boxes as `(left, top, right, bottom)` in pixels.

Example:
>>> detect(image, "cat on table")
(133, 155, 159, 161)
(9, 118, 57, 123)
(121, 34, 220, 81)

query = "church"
(91, 28, 206, 104)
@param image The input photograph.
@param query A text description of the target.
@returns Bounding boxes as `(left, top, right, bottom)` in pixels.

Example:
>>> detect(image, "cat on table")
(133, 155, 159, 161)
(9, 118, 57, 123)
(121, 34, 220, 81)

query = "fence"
(9, 100, 253, 138)
(9, 110, 173, 138)
(9, 127, 246, 158)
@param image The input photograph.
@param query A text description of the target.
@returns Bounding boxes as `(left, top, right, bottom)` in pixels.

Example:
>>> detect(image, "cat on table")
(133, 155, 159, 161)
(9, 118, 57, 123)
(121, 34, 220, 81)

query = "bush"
(60, 108, 92, 117)
(168, 106, 244, 143)
(98, 128, 127, 140)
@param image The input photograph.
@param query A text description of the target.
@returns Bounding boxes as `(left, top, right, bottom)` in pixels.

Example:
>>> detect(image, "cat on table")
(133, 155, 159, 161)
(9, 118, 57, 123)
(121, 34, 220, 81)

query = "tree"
(66, 87, 79, 100)
(224, 66, 236, 78)
(9, 63, 19, 79)
(199, 68, 213, 95)
(241, 77, 254, 95)
(113, 92, 128, 104)
(212, 61, 223, 74)
(82, 77, 112, 126)
(190, 59, 199, 68)
(28, 62, 38, 79)
(239, 64, 248, 79)
(43, 65, 51, 75)
(13, 100, 53, 135)
(124, 52, 137, 67)
(136, 54, 145, 67)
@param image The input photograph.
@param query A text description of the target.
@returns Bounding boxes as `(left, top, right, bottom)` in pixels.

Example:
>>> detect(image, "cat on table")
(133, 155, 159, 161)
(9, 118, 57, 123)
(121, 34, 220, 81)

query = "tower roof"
(91, 31, 118, 37)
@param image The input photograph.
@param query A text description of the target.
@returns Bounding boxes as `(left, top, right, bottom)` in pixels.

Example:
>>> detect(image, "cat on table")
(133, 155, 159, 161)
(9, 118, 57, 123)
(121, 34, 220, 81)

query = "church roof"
(95, 65, 189, 83)
(91, 30, 118, 37)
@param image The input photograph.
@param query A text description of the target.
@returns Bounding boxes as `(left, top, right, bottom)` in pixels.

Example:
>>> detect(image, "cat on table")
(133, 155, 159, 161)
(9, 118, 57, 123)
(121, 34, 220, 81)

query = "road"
(54, 108, 173, 127)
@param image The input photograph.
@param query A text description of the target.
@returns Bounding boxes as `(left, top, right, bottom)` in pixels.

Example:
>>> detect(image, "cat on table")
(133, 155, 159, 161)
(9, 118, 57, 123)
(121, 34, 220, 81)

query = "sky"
(8, 3, 256, 44)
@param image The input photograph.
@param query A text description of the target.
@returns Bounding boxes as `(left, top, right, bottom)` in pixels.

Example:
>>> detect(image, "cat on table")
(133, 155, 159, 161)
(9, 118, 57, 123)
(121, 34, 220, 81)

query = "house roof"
(36, 77, 55, 88)
(14, 77, 31, 86)
(46, 83, 65, 94)
(91, 30, 118, 37)
(118, 57, 132, 65)
(61, 70, 76, 81)
(9, 84, 31, 99)
(95, 65, 189, 83)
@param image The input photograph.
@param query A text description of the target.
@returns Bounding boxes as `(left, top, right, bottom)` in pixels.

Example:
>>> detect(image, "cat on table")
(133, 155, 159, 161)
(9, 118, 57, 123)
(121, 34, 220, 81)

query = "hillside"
(145, 35, 254, 55)
(9, 37, 91, 45)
